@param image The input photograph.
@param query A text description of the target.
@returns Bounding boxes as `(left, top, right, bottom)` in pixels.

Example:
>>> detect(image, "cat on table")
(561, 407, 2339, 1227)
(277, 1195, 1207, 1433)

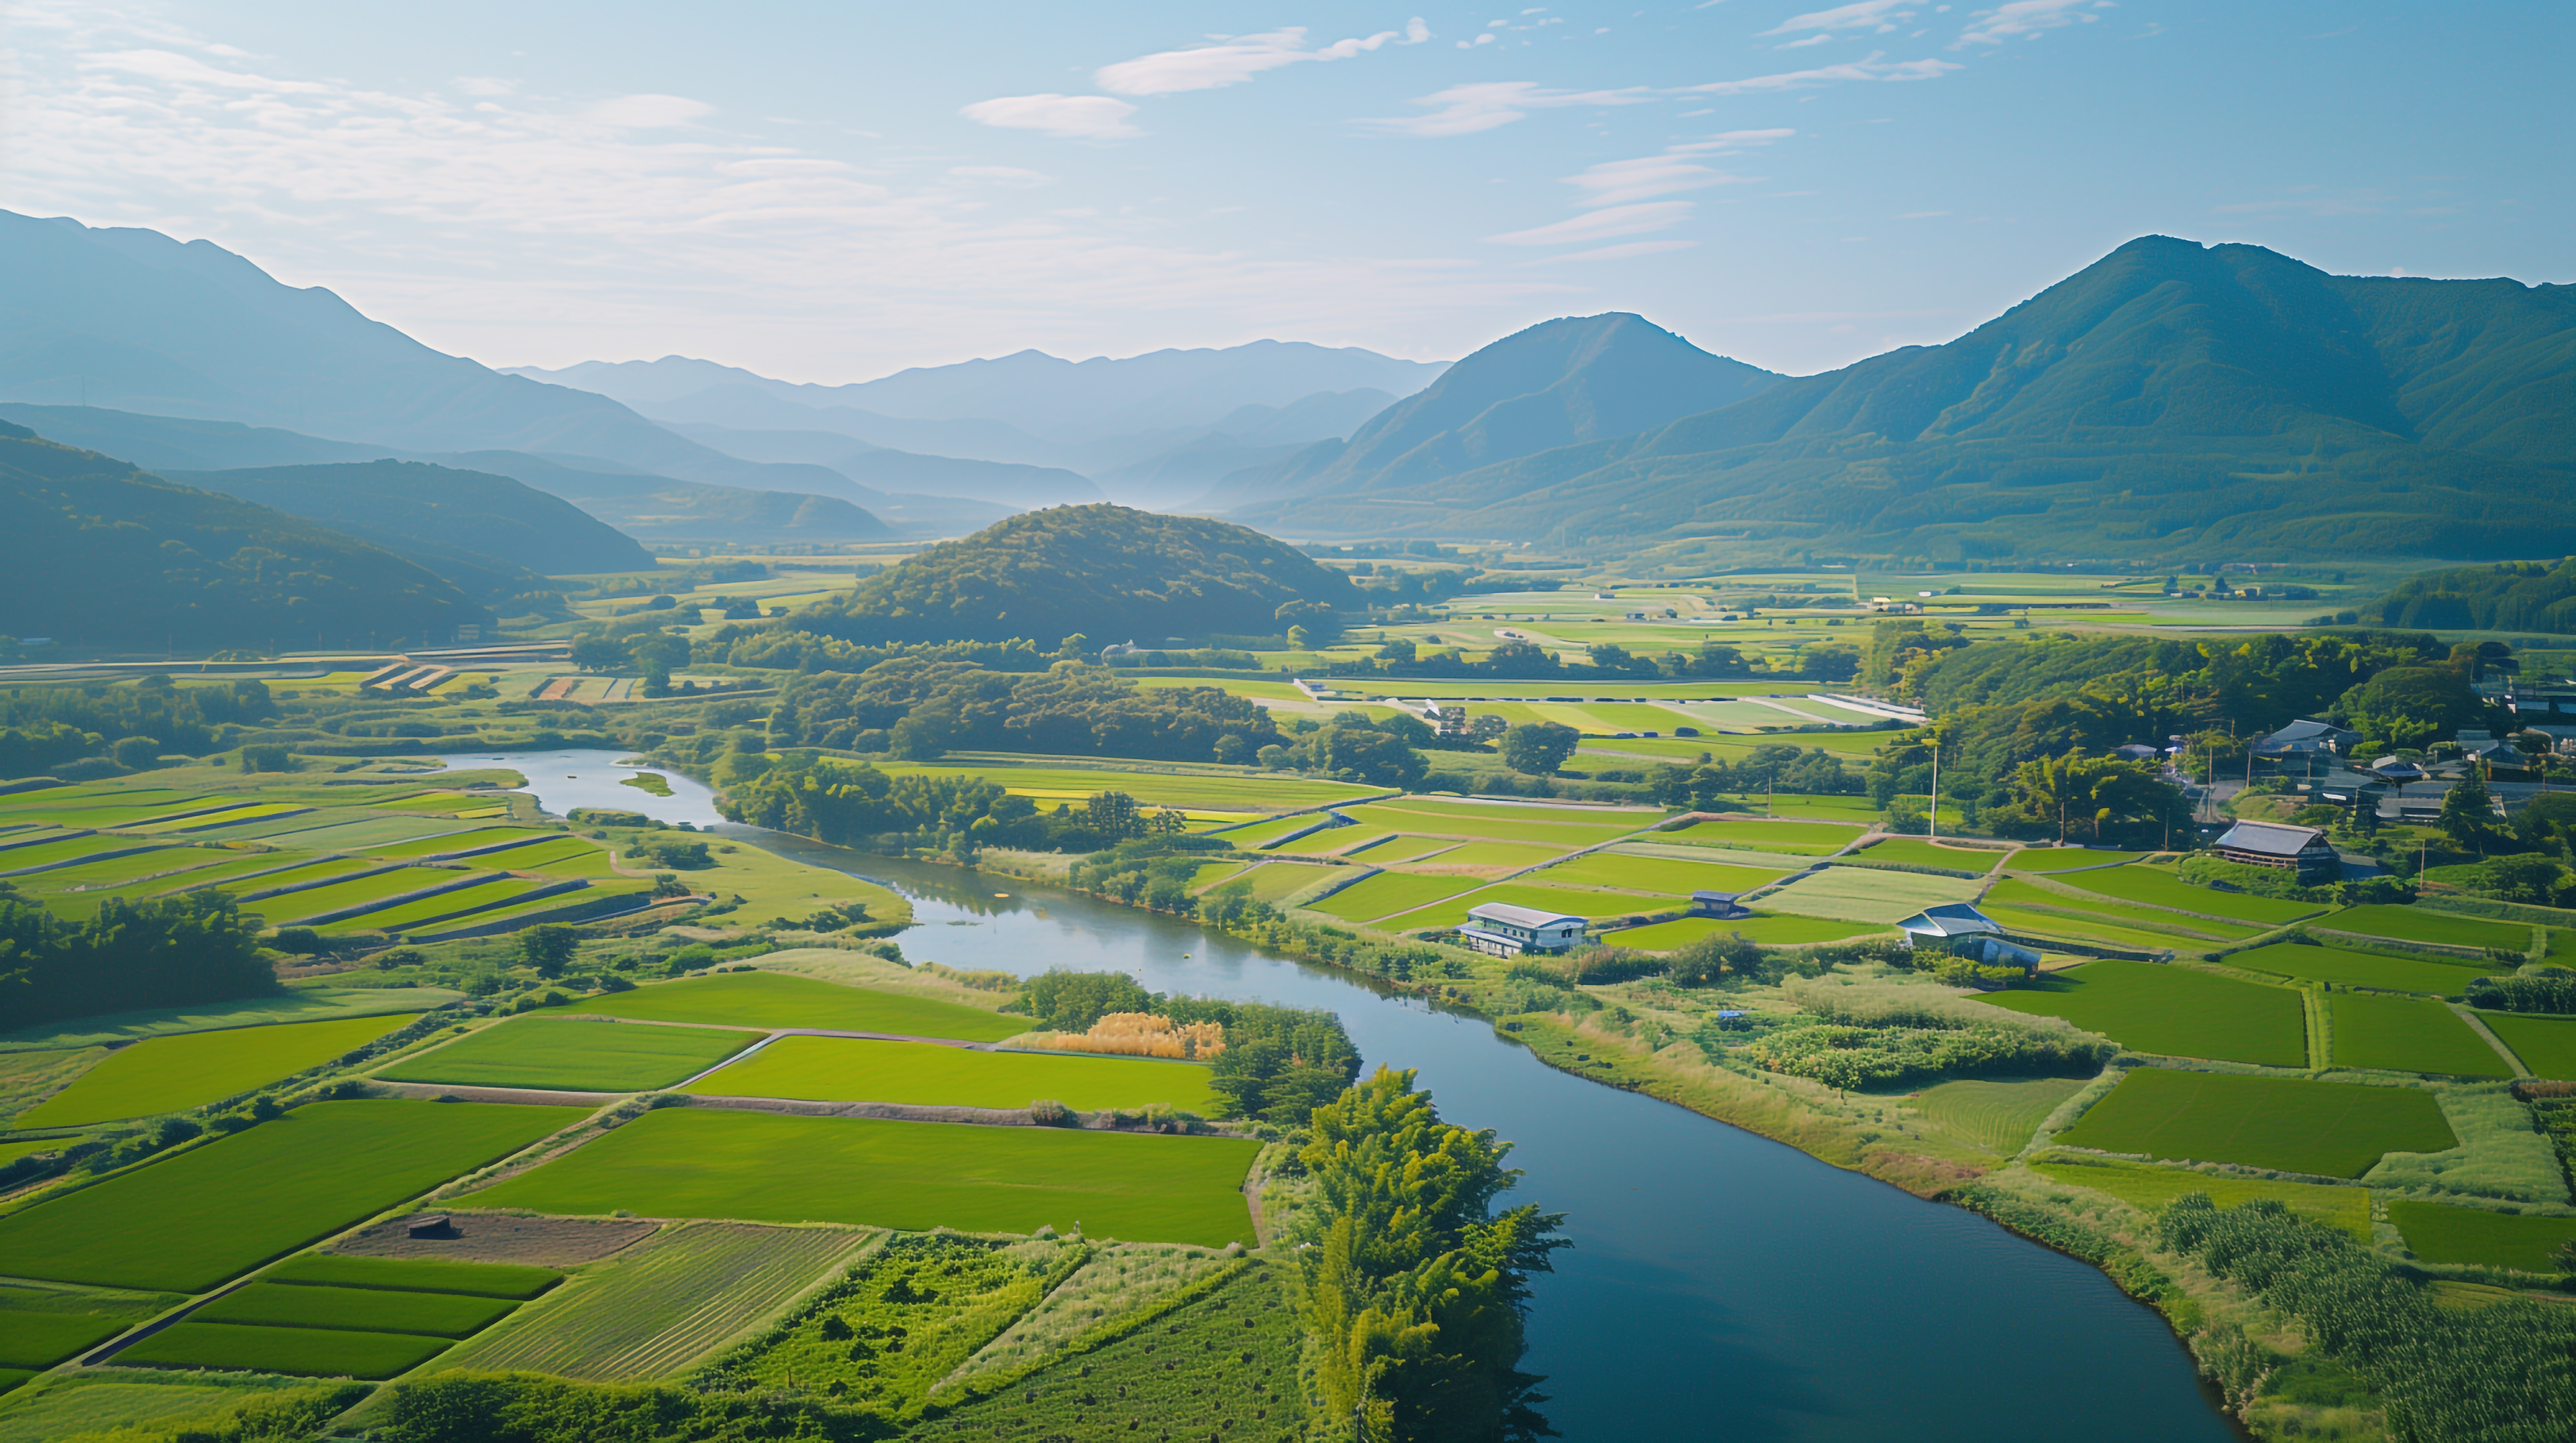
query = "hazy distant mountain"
(1243, 237, 2576, 561)
(1091, 390, 1402, 507)
(510, 343, 1443, 444)
(159, 460, 653, 578)
(0, 422, 482, 649)
(1218, 315, 1781, 511)
(659, 421, 1105, 508)
(0, 211, 892, 503)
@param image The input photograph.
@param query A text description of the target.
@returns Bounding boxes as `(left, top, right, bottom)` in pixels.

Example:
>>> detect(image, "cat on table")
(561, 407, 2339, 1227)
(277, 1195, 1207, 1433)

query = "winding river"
(462, 753, 2241, 1442)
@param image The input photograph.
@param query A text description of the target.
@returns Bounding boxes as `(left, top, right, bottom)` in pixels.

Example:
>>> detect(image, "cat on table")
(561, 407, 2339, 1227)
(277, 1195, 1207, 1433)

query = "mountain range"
(1235, 237, 2576, 563)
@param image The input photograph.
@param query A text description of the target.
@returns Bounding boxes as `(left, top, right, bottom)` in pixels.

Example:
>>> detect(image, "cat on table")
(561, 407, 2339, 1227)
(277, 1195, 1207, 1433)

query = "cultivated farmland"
(1983, 878, 2263, 940)
(1598, 913, 1887, 950)
(2053, 1068, 2455, 1177)
(2479, 1012, 2576, 1080)
(2047, 865, 2328, 926)
(2327, 993, 2513, 1078)
(191, 1282, 517, 1338)
(15, 1013, 420, 1127)
(1526, 850, 1787, 896)
(2027, 1157, 2373, 1239)
(0, 1100, 585, 1292)
(1848, 838, 2010, 873)
(116, 1321, 449, 1379)
(268, 1252, 561, 1298)
(1754, 867, 1984, 924)
(377, 1016, 758, 1093)
(2316, 905, 2534, 953)
(2223, 942, 2502, 994)
(1655, 818, 1862, 855)
(2387, 1200, 2576, 1272)
(578, 973, 1021, 1042)
(1304, 871, 1481, 923)
(1910, 1076, 2087, 1155)
(1979, 961, 2307, 1066)
(467, 1107, 1260, 1247)
(690, 1037, 1219, 1113)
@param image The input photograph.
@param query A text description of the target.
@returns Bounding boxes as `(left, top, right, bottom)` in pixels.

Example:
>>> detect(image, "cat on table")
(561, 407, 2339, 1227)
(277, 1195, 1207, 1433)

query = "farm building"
(2210, 820, 2342, 884)
(2252, 718, 2361, 763)
(1456, 903, 1587, 957)
(2364, 757, 2428, 786)
(1689, 890, 1752, 919)
(1893, 903, 2037, 973)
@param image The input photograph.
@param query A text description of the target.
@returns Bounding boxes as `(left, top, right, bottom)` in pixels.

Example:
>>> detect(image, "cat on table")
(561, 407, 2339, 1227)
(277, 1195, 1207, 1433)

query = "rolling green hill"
(796, 503, 1359, 645)
(1235, 237, 2576, 562)
(0, 423, 486, 648)
(162, 459, 653, 576)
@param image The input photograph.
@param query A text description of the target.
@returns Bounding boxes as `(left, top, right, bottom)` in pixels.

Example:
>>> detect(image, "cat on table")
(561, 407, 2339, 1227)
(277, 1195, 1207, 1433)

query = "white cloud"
(1355, 80, 1654, 136)
(1563, 153, 1760, 207)
(1688, 51, 1960, 95)
(960, 93, 1142, 140)
(947, 166, 1054, 186)
(585, 93, 714, 128)
(1095, 19, 1430, 95)
(1761, 2, 1916, 37)
(1486, 201, 1695, 245)
(455, 76, 514, 98)
(1954, 0, 2111, 47)
(1777, 33, 1835, 48)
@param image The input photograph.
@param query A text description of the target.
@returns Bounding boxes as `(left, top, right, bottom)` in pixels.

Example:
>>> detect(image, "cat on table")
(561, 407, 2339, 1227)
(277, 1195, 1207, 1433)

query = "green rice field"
(1525, 851, 1785, 896)
(16, 1013, 421, 1127)
(405, 882, 653, 938)
(0, 1280, 180, 1369)
(2027, 1157, 2373, 1239)
(252, 868, 464, 925)
(375, 828, 552, 859)
(0, 1100, 586, 1292)
(2223, 942, 2502, 995)
(2327, 993, 2513, 1078)
(14, 847, 226, 892)
(377, 1017, 758, 1093)
(577, 972, 1021, 1042)
(349, 876, 551, 934)
(192, 1282, 515, 1338)
(0, 834, 147, 873)
(1979, 961, 2308, 1065)
(1656, 818, 1863, 855)
(141, 852, 322, 896)
(1595, 913, 1886, 950)
(430, 1222, 868, 1380)
(2387, 1200, 2576, 1272)
(689, 1037, 1219, 1112)
(1754, 867, 1985, 924)
(1197, 861, 1331, 903)
(1, 986, 463, 1053)
(468, 1107, 1259, 1246)
(1272, 825, 1389, 856)
(1304, 871, 1483, 923)
(2005, 849, 2146, 874)
(269, 1253, 560, 1298)
(2479, 1011, 2576, 1080)
(2316, 905, 2534, 953)
(1341, 835, 1459, 864)
(1976, 906, 2207, 956)
(1336, 803, 1647, 847)
(2054, 1068, 2454, 1177)
(117, 1321, 449, 1379)
(1372, 882, 1666, 933)
(1209, 814, 1320, 849)
(1983, 878, 2262, 940)
(866, 762, 1381, 811)
(1848, 838, 2010, 873)
(1910, 1076, 2087, 1155)
(2047, 866, 2327, 926)
(1397, 840, 1572, 869)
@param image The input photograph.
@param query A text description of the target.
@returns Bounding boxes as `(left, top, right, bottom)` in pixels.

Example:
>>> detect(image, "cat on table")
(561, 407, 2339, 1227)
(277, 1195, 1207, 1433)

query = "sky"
(5, 1, 2569, 382)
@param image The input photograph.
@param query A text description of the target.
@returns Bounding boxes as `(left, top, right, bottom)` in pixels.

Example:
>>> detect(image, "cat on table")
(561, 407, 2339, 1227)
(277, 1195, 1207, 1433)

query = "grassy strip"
(694, 1037, 1218, 1113)
(2027, 1155, 2373, 1239)
(192, 1282, 516, 1338)
(2222, 941, 2501, 996)
(576, 972, 1021, 1042)
(118, 1321, 449, 1379)
(378, 1017, 758, 1093)
(2480, 1011, 2576, 1080)
(920, 1257, 1256, 1417)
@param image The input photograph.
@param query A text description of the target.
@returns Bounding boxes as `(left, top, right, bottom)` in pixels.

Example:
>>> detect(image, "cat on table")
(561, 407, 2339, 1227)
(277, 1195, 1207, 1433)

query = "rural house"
(1456, 903, 1587, 957)
(1892, 903, 2038, 973)
(2210, 820, 2342, 884)
(2252, 718, 2362, 764)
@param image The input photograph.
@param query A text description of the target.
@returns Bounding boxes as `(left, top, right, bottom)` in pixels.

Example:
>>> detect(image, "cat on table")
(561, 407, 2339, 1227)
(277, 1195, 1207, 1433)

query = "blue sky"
(8, 1, 2568, 381)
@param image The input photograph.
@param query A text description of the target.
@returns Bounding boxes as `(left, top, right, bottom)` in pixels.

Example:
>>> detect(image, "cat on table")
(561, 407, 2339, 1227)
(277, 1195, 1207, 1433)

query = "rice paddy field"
(2327, 993, 2514, 1078)
(0, 1279, 180, 1370)
(1983, 878, 2264, 941)
(2316, 906, 2535, 953)
(2054, 1067, 2456, 1176)
(1394, 840, 1571, 870)
(2223, 942, 2502, 995)
(1523, 849, 1786, 896)
(2004, 849, 2148, 874)
(376, 1017, 759, 1093)
(689, 1037, 1220, 1113)
(1370, 881, 1666, 933)
(1655, 818, 1864, 856)
(0, 1100, 586, 1292)
(1209, 814, 1323, 849)
(191, 1282, 517, 1338)
(117, 1321, 449, 1379)
(14, 1013, 421, 1127)
(1975, 906, 2205, 956)
(1979, 961, 2308, 1066)
(2026, 1157, 2375, 1239)
(2, 987, 463, 1054)
(1754, 867, 1985, 924)
(268, 1253, 560, 1298)
(2477, 1011, 2576, 1079)
(1908, 1076, 2087, 1155)
(431, 1222, 870, 1379)
(1333, 801, 1650, 847)
(1270, 824, 1389, 856)
(2387, 1200, 2576, 1272)
(468, 1108, 1260, 1246)
(1193, 861, 1331, 903)
(1595, 913, 1887, 950)
(2045, 865, 2329, 927)
(576, 972, 1022, 1042)
(1845, 838, 2010, 873)
(1303, 871, 1482, 923)
(865, 761, 1382, 812)
(1339, 835, 1460, 864)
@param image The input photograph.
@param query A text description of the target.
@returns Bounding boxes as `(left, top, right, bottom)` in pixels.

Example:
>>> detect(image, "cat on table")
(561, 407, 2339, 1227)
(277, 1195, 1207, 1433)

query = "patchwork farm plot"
(1982, 878, 2264, 942)
(2314, 905, 2535, 953)
(1979, 961, 2308, 1066)
(1655, 817, 1864, 856)
(1597, 913, 1887, 950)
(2388, 1200, 2576, 1271)
(466, 1107, 1261, 1247)
(1753, 867, 1984, 924)
(16, 1014, 420, 1127)
(2326, 992, 2514, 1078)
(2477, 1012, 2576, 1079)
(2004, 849, 2146, 874)
(0, 1279, 180, 1374)
(2053, 1067, 2456, 1177)
(1370, 881, 1668, 934)
(376, 1016, 760, 1093)
(1524, 849, 1787, 896)
(687, 1037, 1220, 1113)
(1845, 838, 2011, 873)
(1975, 906, 2207, 956)
(2027, 1157, 2374, 1240)
(576, 972, 1023, 1042)
(1304, 871, 1482, 924)
(1908, 1076, 2087, 1155)
(2225, 941, 2503, 994)
(2044, 865, 2329, 927)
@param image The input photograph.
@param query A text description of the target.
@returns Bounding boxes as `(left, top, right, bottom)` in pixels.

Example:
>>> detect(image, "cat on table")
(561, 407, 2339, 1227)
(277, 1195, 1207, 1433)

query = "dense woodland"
(0, 888, 274, 1030)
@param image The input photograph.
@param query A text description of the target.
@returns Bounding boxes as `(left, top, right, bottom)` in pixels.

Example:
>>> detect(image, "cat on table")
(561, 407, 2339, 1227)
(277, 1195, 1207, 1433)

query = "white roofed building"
(1457, 903, 1587, 957)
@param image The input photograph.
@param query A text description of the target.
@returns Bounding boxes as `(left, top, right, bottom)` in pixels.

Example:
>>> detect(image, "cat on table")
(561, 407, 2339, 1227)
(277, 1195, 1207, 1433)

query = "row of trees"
(0, 678, 277, 778)
(0, 888, 274, 1030)
(1320, 636, 1859, 684)
(756, 659, 1285, 765)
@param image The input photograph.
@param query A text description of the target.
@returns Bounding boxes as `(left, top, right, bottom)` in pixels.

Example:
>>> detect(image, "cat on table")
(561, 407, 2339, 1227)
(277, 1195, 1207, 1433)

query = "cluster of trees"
(2158, 1194, 2576, 1442)
(1295, 1069, 1567, 1443)
(0, 678, 276, 777)
(701, 631, 1051, 676)
(0, 888, 274, 1030)
(2464, 971, 2576, 1015)
(758, 659, 1282, 765)
(2360, 557, 2576, 636)
(716, 755, 1183, 857)
(1318, 636, 1858, 684)
(1004, 968, 1362, 1124)
(1648, 744, 1864, 809)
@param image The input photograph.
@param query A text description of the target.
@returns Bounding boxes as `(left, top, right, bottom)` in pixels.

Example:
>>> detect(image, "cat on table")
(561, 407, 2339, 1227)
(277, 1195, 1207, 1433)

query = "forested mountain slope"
(0, 424, 484, 648)
(164, 460, 653, 577)
(1240, 238, 2576, 561)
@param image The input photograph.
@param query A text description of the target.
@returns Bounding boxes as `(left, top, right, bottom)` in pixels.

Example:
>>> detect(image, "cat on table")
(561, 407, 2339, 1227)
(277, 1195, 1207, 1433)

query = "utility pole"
(1929, 738, 1939, 840)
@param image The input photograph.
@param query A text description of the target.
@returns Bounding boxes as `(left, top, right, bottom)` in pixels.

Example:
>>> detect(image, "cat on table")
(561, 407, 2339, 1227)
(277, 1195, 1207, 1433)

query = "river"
(459, 751, 2239, 1442)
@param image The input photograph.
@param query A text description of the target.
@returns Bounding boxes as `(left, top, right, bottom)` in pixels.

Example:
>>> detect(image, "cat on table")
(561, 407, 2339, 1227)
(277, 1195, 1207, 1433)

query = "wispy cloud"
(1548, 239, 1699, 261)
(1355, 80, 1656, 137)
(1487, 201, 1697, 246)
(1094, 20, 1430, 96)
(1561, 130, 1789, 206)
(959, 93, 1142, 140)
(1954, 0, 2114, 48)
(1687, 52, 1960, 95)
(1761, 2, 1918, 39)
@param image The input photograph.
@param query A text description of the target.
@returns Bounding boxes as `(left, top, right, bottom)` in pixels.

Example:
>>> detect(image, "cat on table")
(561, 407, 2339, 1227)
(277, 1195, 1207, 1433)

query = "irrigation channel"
(462, 752, 2242, 1443)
